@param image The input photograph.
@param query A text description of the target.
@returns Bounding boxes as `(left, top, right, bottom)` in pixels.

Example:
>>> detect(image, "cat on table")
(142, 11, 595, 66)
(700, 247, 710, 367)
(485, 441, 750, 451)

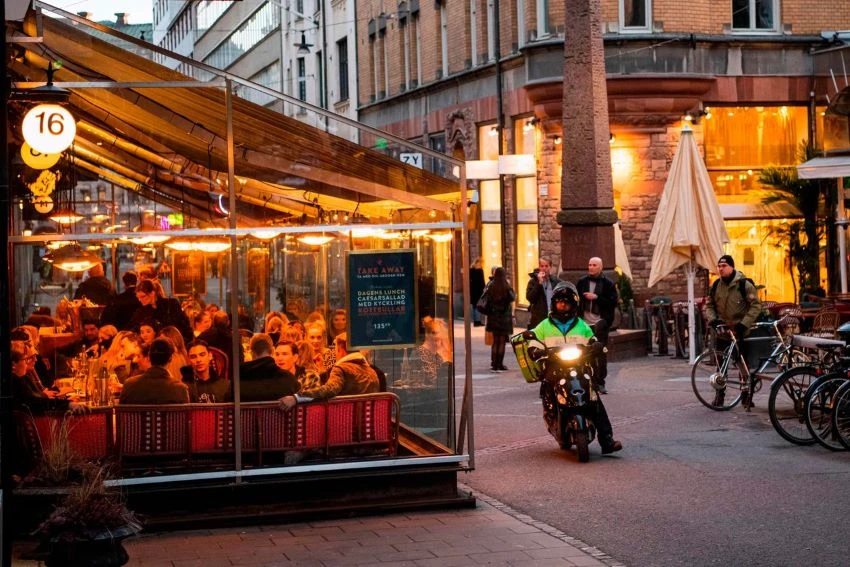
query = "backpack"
(709, 276, 755, 303)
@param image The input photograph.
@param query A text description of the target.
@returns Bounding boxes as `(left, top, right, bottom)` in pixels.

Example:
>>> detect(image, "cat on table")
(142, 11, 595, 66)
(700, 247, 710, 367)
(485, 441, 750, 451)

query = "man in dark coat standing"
(74, 262, 116, 306)
(525, 257, 561, 329)
(100, 271, 141, 330)
(576, 257, 618, 394)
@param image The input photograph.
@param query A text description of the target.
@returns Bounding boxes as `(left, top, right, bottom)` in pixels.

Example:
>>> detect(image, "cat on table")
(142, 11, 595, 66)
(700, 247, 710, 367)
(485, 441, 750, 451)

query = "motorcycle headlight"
(556, 345, 582, 361)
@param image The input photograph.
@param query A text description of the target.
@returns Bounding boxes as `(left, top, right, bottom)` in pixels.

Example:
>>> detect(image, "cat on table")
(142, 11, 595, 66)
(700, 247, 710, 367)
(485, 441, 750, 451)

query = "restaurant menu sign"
(172, 252, 206, 296)
(347, 249, 417, 349)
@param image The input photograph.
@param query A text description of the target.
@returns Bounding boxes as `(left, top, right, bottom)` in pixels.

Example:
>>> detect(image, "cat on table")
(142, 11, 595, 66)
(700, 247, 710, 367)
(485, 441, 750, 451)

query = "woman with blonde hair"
(97, 330, 143, 384)
(295, 340, 321, 374)
(305, 322, 334, 372)
(157, 325, 190, 380)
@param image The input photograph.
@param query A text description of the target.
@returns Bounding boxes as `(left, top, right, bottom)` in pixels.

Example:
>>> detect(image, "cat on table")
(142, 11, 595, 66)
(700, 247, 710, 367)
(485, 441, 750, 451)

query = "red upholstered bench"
(14, 407, 114, 466)
(18, 394, 402, 477)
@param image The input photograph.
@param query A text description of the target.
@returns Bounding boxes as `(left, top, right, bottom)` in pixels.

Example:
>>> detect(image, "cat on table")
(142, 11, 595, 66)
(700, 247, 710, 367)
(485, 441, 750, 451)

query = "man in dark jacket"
(181, 339, 232, 403)
(74, 262, 116, 306)
(526, 257, 561, 329)
(576, 257, 619, 394)
(120, 338, 190, 405)
(100, 271, 141, 330)
(239, 333, 300, 402)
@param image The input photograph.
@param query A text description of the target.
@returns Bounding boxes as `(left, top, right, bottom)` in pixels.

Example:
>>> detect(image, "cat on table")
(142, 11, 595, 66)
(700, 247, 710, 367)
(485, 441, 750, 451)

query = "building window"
(486, 0, 496, 61)
(440, 3, 449, 78)
(516, 0, 526, 48)
(619, 0, 651, 32)
(427, 133, 447, 177)
(337, 37, 349, 102)
(202, 2, 279, 71)
(469, 0, 478, 68)
(514, 119, 538, 292)
(297, 57, 307, 101)
(536, 0, 549, 39)
(732, 0, 777, 31)
(414, 14, 422, 86)
(316, 50, 325, 108)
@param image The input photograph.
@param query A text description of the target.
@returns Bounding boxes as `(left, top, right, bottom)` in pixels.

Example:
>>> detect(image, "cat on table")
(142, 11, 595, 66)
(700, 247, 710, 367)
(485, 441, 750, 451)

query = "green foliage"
(758, 142, 828, 299)
(617, 272, 633, 305)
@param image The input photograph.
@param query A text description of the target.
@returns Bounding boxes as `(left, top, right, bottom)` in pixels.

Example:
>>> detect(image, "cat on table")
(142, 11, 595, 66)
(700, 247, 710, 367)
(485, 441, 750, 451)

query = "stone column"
(557, 0, 617, 282)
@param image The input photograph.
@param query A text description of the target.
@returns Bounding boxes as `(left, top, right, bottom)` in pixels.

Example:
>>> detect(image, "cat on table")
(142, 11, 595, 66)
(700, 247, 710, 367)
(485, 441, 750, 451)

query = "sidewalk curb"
(459, 482, 627, 567)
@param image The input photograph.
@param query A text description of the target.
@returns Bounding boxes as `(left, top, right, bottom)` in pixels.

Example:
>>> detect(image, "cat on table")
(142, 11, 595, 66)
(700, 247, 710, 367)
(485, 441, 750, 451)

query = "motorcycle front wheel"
(691, 348, 743, 411)
(574, 430, 590, 462)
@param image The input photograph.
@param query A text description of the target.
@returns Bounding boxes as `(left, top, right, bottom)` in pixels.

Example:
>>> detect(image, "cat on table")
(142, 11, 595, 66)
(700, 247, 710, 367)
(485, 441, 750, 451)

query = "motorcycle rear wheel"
(575, 430, 590, 463)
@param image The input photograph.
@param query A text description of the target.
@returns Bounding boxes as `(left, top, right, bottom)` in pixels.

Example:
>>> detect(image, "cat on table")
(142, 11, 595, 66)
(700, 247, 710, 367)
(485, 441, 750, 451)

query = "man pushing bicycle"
(705, 254, 763, 407)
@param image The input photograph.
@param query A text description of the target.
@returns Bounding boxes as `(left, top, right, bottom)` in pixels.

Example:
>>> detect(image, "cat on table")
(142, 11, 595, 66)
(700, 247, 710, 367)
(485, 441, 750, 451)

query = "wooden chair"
(208, 347, 230, 382)
(809, 309, 841, 339)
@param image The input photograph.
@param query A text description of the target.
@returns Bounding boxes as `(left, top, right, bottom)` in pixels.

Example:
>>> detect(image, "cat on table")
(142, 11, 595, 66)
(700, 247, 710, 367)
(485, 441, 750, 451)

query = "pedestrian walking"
(469, 257, 486, 327)
(481, 266, 515, 372)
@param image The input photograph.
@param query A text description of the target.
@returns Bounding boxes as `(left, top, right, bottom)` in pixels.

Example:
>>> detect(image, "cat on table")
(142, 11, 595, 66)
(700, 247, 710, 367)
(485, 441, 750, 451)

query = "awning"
(718, 201, 802, 220)
(797, 156, 850, 179)
(7, 6, 461, 227)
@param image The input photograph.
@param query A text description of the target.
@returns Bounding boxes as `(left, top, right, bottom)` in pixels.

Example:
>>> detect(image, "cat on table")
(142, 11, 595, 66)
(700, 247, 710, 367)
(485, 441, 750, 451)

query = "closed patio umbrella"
(648, 125, 729, 362)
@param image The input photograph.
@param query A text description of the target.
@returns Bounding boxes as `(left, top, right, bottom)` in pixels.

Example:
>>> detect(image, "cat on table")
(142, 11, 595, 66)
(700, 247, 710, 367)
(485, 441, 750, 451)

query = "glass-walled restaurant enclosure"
(5, 3, 474, 517)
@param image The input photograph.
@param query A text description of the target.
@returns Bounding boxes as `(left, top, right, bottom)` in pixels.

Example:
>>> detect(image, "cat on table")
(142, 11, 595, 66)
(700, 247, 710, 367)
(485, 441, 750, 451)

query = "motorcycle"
(511, 330, 604, 462)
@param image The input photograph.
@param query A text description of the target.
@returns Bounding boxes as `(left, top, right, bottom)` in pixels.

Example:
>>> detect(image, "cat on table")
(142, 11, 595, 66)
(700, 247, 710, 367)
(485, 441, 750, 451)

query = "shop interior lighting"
(43, 243, 102, 272)
(296, 234, 335, 246)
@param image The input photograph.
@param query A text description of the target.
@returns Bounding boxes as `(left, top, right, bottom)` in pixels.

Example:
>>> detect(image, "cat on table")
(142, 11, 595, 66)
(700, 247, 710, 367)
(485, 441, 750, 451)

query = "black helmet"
(550, 282, 579, 318)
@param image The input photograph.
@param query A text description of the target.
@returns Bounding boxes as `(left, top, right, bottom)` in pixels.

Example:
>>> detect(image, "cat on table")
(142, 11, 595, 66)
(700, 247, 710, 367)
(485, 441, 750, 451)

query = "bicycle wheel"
(804, 374, 850, 451)
(768, 366, 819, 445)
(691, 349, 742, 411)
(830, 380, 850, 450)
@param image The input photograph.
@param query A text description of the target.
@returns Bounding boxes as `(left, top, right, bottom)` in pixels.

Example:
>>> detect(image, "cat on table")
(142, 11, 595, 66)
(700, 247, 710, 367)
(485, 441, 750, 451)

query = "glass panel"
(732, 0, 751, 29)
(516, 176, 538, 214)
(704, 106, 808, 168)
(478, 124, 499, 160)
(623, 0, 648, 28)
(481, 223, 503, 274)
(724, 219, 808, 303)
(516, 224, 539, 306)
(755, 0, 774, 29)
(10, 7, 468, 484)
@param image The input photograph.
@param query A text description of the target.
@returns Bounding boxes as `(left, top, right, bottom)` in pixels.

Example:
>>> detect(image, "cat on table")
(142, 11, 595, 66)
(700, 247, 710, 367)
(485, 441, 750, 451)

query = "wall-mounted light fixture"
(683, 106, 711, 125)
(295, 31, 313, 55)
(553, 135, 562, 145)
(522, 117, 541, 132)
(488, 125, 498, 137)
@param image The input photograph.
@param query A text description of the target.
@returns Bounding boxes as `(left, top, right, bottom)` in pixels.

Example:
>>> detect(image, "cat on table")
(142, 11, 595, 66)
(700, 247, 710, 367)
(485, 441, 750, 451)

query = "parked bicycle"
(767, 335, 846, 445)
(830, 376, 850, 449)
(691, 317, 806, 411)
(803, 370, 850, 451)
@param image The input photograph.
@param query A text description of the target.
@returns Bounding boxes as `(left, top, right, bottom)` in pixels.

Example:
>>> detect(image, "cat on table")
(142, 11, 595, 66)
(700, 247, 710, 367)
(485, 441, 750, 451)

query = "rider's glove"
(734, 323, 748, 338)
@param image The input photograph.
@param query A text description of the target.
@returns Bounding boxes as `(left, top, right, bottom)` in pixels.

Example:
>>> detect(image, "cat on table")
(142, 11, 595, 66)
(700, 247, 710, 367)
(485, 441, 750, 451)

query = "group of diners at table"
(11, 267, 381, 418)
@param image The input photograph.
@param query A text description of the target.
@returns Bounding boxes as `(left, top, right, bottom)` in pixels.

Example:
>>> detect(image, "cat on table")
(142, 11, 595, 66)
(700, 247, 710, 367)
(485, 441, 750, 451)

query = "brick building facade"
(356, 0, 850, 307)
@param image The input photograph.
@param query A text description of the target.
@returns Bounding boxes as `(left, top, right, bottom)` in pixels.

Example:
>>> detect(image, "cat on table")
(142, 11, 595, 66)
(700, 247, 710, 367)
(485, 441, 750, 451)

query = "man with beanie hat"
(705, 254, 763, 407)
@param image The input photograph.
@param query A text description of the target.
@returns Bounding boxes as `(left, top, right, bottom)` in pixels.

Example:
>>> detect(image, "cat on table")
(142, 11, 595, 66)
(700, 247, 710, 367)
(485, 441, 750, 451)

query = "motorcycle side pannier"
(511, 332, 541, 383)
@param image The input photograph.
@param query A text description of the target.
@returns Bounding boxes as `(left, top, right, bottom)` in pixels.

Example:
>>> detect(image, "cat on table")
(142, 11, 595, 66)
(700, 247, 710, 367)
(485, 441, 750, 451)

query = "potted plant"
(33, 465, 141, 567)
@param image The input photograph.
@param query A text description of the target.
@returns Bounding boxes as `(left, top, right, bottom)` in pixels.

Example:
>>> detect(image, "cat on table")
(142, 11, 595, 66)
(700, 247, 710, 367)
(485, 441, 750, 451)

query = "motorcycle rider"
(530, 282, 623, 454)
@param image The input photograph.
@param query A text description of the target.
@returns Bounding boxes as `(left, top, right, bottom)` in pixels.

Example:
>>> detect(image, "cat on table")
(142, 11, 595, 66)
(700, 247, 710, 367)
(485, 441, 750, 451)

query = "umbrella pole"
(686, 261, 697, 364)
